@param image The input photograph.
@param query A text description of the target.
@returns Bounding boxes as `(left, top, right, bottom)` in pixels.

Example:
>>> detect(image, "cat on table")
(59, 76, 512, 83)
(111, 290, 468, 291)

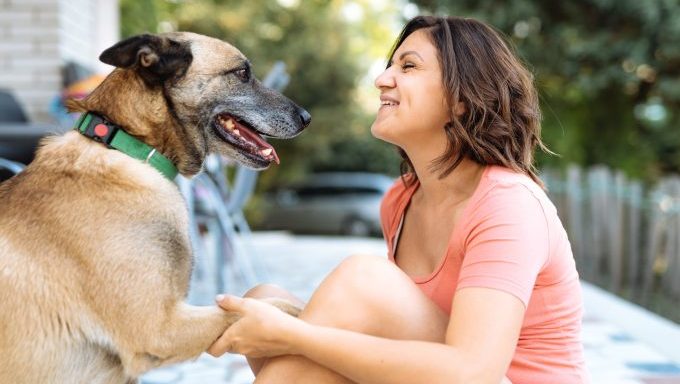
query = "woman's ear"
(453, 101, 466, 117)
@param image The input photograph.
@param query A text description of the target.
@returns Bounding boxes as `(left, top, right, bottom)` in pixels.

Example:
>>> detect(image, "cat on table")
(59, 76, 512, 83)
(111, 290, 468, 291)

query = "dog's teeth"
(233, 129, 240, 136)
(226, 119, 235, 130)
(260, 148, 273, 156)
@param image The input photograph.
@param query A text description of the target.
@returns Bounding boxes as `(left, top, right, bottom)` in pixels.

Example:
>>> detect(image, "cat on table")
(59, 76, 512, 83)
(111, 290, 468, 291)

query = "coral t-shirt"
(381, 165, 589, 383)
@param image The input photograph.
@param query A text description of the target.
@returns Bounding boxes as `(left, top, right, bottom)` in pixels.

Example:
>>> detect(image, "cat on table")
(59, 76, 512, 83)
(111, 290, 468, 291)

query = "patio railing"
(543, 165, 680, 322)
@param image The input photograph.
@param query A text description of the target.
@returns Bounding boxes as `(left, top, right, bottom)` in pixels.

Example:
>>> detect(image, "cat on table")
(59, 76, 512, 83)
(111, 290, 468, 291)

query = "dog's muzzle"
(213, 114, 279, 164)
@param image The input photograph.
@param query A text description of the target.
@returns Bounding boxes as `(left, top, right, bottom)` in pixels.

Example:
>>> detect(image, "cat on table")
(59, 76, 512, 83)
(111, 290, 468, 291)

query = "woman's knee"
(332, 254, 398, 282)
(300, 255, 388, 316)
(324, 254, 412, 300)
(243, 284, 305, 308)
(244, 283, 287, 299)
(301, 254, 446, 338)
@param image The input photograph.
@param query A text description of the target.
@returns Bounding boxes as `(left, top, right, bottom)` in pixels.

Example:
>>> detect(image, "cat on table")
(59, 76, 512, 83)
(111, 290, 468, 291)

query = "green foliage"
(120, 0, 402, 191)
(410, 0, 680, 181)
(120, 0, 178, 37)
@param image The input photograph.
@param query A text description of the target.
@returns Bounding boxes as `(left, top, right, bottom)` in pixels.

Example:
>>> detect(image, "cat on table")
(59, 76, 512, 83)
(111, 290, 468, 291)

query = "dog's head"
(98, 32, 310, 172)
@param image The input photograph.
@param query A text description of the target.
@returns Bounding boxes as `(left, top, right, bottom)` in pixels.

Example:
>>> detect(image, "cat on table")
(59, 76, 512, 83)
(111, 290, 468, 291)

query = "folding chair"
(0, 158, 25, 175)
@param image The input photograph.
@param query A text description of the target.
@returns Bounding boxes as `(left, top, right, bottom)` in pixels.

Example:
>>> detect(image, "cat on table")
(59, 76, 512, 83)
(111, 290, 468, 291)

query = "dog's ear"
(99, 34, 193, 85)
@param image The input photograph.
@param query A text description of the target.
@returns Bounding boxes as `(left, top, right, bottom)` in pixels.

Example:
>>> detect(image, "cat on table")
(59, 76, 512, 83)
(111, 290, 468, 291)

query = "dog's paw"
(261, 298, 303, 318)
(223, 310, 242, 327)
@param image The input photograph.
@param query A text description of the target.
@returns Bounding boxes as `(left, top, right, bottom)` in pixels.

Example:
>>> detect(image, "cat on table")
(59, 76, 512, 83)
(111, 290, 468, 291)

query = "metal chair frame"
(0, 158, 25, 175)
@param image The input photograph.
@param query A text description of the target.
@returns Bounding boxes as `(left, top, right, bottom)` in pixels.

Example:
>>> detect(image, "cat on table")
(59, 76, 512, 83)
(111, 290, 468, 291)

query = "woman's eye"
(234, 67, 250, 82)
(401, 63, 415, 71)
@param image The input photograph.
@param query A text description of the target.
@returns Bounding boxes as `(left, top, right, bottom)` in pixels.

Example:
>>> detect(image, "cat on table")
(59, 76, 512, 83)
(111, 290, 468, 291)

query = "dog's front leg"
(124, 303, 236, 375)
(126, 299, 300, 375)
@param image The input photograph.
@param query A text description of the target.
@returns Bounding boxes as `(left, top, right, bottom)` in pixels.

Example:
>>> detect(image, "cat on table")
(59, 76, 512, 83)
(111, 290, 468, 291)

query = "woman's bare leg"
(252, 254, 449, 384)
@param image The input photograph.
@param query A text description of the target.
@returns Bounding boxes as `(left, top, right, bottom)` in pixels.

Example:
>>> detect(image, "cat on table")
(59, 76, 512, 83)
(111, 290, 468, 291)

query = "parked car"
(259, 172, 396, 236)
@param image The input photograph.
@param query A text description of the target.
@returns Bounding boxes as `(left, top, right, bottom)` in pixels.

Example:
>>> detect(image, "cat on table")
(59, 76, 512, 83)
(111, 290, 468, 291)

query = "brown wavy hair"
(389, 16, 550, 187)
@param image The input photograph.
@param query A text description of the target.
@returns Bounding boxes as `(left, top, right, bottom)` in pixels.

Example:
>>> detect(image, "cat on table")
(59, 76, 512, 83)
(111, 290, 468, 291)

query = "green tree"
(410, 0, 680, 180)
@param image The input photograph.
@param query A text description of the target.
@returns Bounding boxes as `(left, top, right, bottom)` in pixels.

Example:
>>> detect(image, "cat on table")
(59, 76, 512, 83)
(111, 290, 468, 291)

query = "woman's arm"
(210, 286, 524, 384)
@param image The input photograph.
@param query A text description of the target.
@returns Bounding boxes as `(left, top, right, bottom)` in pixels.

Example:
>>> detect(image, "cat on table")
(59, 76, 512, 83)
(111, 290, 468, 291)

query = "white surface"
(582, 281, 680, 363)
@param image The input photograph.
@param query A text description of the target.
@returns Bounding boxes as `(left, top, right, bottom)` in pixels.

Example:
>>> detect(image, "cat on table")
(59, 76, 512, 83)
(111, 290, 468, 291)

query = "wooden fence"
(542, 165, 680, 310)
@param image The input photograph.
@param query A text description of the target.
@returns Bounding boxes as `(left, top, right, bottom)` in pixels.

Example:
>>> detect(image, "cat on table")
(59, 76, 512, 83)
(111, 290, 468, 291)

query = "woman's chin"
(370, 122, 388, 141)
(370, 126, 399, 146)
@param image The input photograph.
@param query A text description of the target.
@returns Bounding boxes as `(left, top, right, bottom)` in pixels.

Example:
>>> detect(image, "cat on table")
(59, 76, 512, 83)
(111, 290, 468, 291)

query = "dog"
(0, 32, 309, 383)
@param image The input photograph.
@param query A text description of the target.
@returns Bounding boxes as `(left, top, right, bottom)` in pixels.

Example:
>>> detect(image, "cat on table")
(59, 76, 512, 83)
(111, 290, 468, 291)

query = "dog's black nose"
(299, 108, 311, 127)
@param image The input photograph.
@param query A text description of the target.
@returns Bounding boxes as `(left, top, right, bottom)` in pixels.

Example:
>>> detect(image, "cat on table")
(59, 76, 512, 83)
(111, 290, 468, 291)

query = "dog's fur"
(0, 32, 308, 383)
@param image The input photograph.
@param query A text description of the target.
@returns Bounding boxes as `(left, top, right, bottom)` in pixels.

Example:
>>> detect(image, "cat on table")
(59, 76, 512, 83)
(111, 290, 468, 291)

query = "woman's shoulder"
(471, 165, 555, 219)
(480, 165, 549, 202)
(485, 165, 539, 188)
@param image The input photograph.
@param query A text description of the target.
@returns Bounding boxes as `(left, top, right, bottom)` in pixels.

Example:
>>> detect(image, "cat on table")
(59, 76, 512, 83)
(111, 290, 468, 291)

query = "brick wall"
(0, 0, 119, 123)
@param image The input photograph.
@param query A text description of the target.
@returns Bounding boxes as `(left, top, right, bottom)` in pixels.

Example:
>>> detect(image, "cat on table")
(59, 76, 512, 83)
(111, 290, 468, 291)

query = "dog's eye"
(234, 67, 250, 83)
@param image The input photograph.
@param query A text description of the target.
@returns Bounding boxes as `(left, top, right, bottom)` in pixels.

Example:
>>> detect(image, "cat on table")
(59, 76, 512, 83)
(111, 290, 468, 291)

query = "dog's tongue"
(233, 120, 280, 164)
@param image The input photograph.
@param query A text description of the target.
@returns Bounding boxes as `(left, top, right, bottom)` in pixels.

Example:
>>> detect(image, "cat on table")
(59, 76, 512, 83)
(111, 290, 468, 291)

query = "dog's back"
(0, 133, 169, 384)
(0, 133, 183, 383)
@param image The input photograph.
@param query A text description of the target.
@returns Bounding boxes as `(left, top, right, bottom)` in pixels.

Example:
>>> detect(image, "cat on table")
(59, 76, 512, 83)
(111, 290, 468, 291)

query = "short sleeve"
(456, 182, 550, 307)
(380, 177, 413, 245)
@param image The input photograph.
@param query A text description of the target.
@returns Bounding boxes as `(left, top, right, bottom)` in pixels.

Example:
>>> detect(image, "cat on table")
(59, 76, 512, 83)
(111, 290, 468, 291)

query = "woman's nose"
(374, 67, 396, 89)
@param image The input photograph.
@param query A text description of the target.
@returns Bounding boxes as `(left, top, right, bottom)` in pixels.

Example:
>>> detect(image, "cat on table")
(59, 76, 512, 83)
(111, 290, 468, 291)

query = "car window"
(337, 186, 383, 195)
(295, 187, 333, 197)
(295, 186, 383, 197)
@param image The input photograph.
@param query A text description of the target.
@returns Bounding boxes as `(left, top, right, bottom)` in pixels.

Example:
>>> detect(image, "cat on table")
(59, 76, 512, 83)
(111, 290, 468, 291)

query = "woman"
(208, 15, 589, 383)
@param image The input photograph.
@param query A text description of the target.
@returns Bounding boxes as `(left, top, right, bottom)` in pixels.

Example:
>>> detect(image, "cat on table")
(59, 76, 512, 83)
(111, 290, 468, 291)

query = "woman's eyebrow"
(399, 51, 424, 62)
(388, 50, 424, 67)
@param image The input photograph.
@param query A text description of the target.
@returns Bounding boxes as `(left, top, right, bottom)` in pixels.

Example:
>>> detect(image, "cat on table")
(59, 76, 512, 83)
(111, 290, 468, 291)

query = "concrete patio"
(141, 232, 680, 384)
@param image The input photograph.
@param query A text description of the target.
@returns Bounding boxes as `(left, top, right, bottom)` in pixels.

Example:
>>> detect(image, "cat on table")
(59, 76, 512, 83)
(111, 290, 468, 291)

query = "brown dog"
(0, 32, 309, 383)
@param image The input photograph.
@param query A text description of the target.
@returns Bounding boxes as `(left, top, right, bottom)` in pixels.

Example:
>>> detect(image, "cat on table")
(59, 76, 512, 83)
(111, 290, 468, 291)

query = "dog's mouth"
(212, 113, 279, 165)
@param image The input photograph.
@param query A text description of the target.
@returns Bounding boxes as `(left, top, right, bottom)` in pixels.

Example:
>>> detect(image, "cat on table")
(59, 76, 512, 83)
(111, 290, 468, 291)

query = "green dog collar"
(74, 112, 179, 181)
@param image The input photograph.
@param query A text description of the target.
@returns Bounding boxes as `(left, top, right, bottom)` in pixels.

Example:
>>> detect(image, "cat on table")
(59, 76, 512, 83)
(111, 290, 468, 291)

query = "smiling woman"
(209, 15, 589, 384)
(374, 16, 546, 187)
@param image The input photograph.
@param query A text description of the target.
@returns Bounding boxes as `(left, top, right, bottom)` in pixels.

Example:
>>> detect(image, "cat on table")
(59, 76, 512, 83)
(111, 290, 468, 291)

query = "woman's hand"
(207, 294, 304, 358)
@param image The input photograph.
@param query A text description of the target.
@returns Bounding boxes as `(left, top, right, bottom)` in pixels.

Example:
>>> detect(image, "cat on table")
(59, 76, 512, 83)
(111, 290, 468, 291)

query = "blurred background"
(1, 0, 679, 325)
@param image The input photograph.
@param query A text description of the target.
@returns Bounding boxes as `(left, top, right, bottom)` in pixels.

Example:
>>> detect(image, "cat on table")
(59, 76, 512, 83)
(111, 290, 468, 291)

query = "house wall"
(0, 0, 119, 122)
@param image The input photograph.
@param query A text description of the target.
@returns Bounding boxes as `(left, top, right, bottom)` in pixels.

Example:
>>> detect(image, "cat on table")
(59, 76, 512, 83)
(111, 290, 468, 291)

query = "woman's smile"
(377, 96, 399, 116)
(379, 95, 400, 109)
(371, 29, 449, 148)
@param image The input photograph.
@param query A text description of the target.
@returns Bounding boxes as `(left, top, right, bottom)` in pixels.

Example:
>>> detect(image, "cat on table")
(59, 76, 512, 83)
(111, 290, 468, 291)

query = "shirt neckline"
(390, 165, 491, 283)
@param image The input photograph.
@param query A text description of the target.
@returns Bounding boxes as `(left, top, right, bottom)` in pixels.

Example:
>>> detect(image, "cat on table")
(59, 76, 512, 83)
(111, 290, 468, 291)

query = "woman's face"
(371, 29, 450, 149)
